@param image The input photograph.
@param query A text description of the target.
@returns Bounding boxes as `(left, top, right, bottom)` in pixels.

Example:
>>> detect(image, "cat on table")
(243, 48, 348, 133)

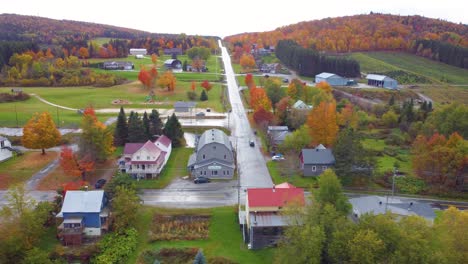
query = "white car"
(272, 155, 285, 161)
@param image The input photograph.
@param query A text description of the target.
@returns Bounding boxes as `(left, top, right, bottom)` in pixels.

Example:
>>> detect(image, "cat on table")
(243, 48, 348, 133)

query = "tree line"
(412, 39, 468, 69)
(275, 40, 360, 77)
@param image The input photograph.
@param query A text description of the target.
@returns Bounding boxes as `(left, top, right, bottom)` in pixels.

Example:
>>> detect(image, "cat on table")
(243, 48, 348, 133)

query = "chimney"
(272, 185, 276, 192)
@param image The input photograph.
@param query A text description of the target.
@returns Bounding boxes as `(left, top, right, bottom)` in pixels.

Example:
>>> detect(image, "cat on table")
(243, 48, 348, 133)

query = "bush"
(0, 92, 30, 103)
(395, 176, 427, 194)
(187, 91, 198, 100)
(93, 228, 138, 264)
(383, 146, 398, 157)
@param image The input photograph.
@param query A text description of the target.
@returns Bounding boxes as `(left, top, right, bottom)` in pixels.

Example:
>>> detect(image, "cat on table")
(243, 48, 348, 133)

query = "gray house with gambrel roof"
(187, 129, 235, 179)
(299, 144, 335, 176)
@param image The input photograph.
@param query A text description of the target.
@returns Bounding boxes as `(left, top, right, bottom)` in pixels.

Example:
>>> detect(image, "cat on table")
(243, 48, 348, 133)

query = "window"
(147, 156, 150, 160)
(136, 165, 140, 169)
(204, 171, 206, 175)
(311, 166, 316, 172)
(212, 171, 218, 175)
(136, 156, 140, 160)
(227, 170, 230, 175)
(200, 171, 203, 175)
(322, 166, 327, 171)
(224, 155, 226, 159)
(213, 146, 216, 150)
(223, 171, 225, 175)
(203, 154, 205, 159)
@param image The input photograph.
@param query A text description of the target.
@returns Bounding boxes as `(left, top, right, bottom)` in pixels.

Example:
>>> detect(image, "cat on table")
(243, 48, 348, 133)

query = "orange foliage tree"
(191, 81, 196, 91)
(253, 107, 275, 129)
(307, 100, 338, 146)
(151, 53, 158, 64)
(157, 71, 176, 91)
(250, 86, 272, 112)
(240, 53, 256, 71)
(22, 112, 61, 155)
(316, 81, 332, 93)
(337, 104, 359, 129)
(79, 107, 115, 162)
(200, 80, 213, 92)
(245, 73, 255, 88)
(138, 66, 158, 89)
(60, 145, 94, 181)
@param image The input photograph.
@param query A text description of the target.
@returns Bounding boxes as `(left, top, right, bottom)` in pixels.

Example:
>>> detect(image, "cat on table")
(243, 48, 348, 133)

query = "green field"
(350, 52, 468, 84)
(267, 161, 318, 189)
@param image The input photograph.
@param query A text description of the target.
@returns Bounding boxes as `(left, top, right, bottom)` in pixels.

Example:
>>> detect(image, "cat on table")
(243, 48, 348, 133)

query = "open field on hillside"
(350, 52, 468, 84)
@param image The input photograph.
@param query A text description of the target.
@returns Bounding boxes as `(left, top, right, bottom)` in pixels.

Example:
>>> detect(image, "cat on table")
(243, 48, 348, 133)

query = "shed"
(129, 48, 147, 55)
(174, 101, 196, 112)
(164, 59, 182, 70)
(315, 72, 348, 86)
(366, 74, 398, 89)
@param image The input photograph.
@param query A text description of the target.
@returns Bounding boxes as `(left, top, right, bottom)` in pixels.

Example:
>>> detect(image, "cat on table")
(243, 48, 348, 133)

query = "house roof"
(60, 190, 104, 213)
(141, 140, 161, 154)
(293, 100, 312, 109)
(301, 147, 335, 165)
(0, 136, 8, 142)
(123, 143, 144, 155)
(247, 187, 305, 207)
(275, 182, 296, 188)
(268, 126, 289, 132)
(349, 196, 436, 220)
(174, 101, 196, 108)
(156, 135, 171, 147)
(249, 212, 290, 227)
(316, 72, 339, 79)
(197, 129, 232, 152)
(164, 59, 182, 65)
(366, 74, 395, 82)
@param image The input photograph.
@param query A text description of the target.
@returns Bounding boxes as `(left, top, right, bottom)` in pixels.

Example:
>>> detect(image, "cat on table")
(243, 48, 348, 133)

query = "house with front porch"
(241, 183, 305, 249)
(120, 135, 172, 179)
(56, 190, 109, 246)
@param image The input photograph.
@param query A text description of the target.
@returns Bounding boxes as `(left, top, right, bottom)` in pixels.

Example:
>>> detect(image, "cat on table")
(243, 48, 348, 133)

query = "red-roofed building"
(242, 183, 305, 249)
(119, 136, 172, 179)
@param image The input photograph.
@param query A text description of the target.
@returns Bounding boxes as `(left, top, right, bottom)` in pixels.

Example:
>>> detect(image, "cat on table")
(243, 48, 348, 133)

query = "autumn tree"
(60, 145, 94, 181)
(275, 96, 292, 125)
(138, 66, 158, 89)
(200, 80, 213, 92)
(307, 101, 338, 146)
(111, 186, 141, 233)
(279, 125, 311, 153)
(22, 112, 61, 155)
(250, 86, 272, 112)
(151, 53, 158, 64)
(337, 104, 359, 129)
(157, 70, 176, 91)
(78, 47, 89, 59)
(264, 78, 285, 111)
(316, 81, 332, 93)
(239, 53, 256, 70)
(244, 73, 255, 88)
(79, 107, 115, 162)
(253, 107, 275, 130)
(191, 81, 196, 91)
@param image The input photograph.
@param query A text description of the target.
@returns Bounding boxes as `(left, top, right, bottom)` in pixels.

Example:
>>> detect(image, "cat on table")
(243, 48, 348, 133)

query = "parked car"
(194, 176, 211, 184)
(94, 179, 107, 189)
(272, 155, 285, 161)
(249, 140, 255, 147)
(206, 108, 211, 112)
(282, 78, 289, 83)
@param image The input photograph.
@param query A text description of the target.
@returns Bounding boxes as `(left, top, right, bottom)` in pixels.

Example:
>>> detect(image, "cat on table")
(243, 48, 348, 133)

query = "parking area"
(163, 177, 238, 190)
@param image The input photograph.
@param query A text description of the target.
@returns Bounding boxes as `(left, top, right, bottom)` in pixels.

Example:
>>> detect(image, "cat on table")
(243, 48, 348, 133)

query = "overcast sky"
(2, 0, 466, 37)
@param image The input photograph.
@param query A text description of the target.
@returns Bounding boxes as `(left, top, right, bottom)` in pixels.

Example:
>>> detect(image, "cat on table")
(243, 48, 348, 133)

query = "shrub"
(187, 91, 198, 100)
(0, 92, 30, 103)
(395, 176, 427, 194)
(93, 228, 138, 264)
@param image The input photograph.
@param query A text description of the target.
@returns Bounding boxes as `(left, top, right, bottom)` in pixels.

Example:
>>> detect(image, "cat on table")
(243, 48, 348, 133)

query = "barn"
(129, 48, 147, 56)
(315, 72, 348, 86)
(164, 59, 182, 70)
(366, 74, 398, 89)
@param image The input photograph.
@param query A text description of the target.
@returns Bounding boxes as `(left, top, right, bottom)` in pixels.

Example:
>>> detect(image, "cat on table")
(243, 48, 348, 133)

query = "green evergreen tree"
(142, 111, 150, 140)
(163, 113, 184, 147)
(193, 249, 207, 264)
(127, 111, 146, 142)
(388, 94, 395, 106)
(114, 106, 128, 146)
(200, 89, 208, 101)
(149, 109, 164, 139)
(182, 60, 188, 71)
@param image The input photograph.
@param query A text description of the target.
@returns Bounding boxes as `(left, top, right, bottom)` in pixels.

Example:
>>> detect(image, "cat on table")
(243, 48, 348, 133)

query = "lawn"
(0, 151, 58, 189)
(134, 148, 193, 189)
(129, 206, 274, 264)
(350, 52, 468, 84)
(267, 161, 317, 189)
(361, 138, 412, 175)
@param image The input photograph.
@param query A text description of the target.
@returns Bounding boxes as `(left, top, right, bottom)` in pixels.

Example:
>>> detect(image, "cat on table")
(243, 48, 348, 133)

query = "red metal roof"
(123, 143, 144, 155)
(247, 187, 305, 207)
(275, 182, 296, 189)
(156, 135, 171, 147)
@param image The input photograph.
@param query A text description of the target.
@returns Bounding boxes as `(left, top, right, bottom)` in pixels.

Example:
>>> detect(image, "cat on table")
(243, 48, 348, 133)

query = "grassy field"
(129, 206, 274, 264)
(0, 151, 58, 189)
(267, 161, 317, 189)
(134, 148, 193, 189)
(350, 52, 468, 84)
(361, 138, 412, 175)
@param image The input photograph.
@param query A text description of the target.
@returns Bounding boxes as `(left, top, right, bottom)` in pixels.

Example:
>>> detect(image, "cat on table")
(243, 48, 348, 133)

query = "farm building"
(102, 61, 134, 70)
(315, 72, 348, 86)
(366, 74, 398, 89)
(129, 48, 147, 56)
(164, 59, 182, 70)
(174, 101, 196, 112)
(0, 137, 13, 162)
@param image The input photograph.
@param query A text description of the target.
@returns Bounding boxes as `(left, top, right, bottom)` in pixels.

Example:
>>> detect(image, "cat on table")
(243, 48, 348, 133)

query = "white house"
(119, 135, 172, 179)
(0, 136, 13, 162)
(292, 100, 312, 110)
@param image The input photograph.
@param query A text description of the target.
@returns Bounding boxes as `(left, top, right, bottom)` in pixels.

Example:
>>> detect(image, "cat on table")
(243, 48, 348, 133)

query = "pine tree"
(142, 111, 150, 140)
(149, 109, 163, 138)
(200, 89, 208, 101)
(163, 113, 184, 147)
(114, 106, 128, 146)
(127, 111, 146, 143)
(193, 249, 207, 264)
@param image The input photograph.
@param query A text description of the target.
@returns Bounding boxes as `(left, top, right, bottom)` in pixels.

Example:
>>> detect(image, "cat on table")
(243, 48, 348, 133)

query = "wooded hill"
(224, 13, 468, 53)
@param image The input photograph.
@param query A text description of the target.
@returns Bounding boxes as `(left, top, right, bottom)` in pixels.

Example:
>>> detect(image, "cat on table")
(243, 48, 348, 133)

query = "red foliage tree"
(253, 107, 275, 129)
(60, 145, 95, 181)
(245, 73, 255, 88)
(200, 80, 213, 92)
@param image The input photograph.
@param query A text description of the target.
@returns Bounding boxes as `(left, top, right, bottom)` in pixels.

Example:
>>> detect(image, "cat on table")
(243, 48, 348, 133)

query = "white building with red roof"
(242, 183, 305, 249)
(119, 135, 172, 179)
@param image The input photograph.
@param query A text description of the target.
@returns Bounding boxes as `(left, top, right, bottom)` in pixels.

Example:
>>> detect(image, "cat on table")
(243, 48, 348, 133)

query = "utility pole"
(15, 103, 19, 128)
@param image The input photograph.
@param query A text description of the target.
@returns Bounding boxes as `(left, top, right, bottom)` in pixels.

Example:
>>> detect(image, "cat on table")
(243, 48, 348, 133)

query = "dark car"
(194, 177, 211, 184)
(94, 179, 107, 189)
(249, 140, 255, 147)
(282, 78, 289, 83)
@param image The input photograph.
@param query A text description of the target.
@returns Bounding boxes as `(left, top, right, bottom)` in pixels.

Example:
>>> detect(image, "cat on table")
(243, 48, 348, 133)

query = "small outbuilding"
(129, 48, 147, 56)
(315, 72, 348, 86)
(174, 101, 196, 112)
(102, 61, 134, 70)
(366, 74, 398, 89)
(164, 59, 182, 70)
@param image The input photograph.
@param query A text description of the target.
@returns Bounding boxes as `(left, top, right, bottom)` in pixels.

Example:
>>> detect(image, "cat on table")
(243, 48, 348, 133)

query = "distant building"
(315, 72, 348, 86)
(242, 183, 305, 249)
(102, 61, 134, 70)
(164, 48, 183, 56)
(292, 100, 312, 110)
(349, 195, 436, 222)
(366, 74, 398, 89)
(56, 190, 109, 246)
(164, 59, 182, 70)
(129, 48, 147, 56)
(0, 137, 13, 162)
(174, 101, 196, 112)
(300, 144, 335, 176)
(187, 129, 235, 179)
(259, 63, 281, 74)
(267, 126, 291, 147)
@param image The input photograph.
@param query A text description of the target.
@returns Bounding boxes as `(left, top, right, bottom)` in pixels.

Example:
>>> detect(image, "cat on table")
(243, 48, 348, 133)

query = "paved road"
(219, 40, 273, 193)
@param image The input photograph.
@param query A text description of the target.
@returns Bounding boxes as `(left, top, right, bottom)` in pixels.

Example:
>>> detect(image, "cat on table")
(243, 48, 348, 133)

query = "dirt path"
(31, 94, 78, 111)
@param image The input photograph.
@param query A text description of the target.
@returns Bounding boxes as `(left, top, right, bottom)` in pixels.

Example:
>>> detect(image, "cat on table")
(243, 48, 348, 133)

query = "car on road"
(282, 78, 289, 83)
(94, 179, 107, 189)
(272, 155, 285, 161)
(249, 140, 255, 147)
(194, 176, 211, 184)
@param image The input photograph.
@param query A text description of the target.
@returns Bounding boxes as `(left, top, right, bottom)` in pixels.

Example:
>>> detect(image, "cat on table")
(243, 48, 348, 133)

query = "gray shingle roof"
(174, 101, 196, 108)
(60, 190, 104, 213)
(197, 129, 231, 152)
(316, 72, 337, 79)
(301, 147, 335, 165)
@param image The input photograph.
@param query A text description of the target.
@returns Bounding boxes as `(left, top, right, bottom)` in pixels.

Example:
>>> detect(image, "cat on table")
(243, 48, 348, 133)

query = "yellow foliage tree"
(307, 100, 338, 146)
(22, 112, 61, 155)
(157, 71, 177, 91)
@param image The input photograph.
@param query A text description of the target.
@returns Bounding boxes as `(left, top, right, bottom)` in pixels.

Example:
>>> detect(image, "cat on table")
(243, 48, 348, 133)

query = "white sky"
(1, 0, 467, 37)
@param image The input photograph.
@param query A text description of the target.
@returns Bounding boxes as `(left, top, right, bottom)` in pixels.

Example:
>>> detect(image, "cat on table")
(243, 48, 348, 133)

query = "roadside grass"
(135, 148, 193, 189)
(267, 161, 318, 189)
(0, 151, 57, 189)
(350, 52, 468, 84)
(129, 206, 274, 264)
(183, 126, 231, 136)
(412, 84, 468, 106)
